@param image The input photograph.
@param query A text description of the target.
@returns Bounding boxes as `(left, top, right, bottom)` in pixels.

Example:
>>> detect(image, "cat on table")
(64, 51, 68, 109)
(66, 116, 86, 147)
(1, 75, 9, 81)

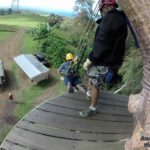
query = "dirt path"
(0, 28, 64, 143)
(0, 28, 25, 68)
(0, 28, 26, 127)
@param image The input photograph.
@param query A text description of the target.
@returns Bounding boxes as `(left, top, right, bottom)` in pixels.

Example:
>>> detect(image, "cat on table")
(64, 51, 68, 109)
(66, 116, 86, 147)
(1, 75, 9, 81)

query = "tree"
(74, 0, 95, 26)
(7, 8, 13, 14)
(40, 32, 68, 67)
(48, 13, 63, 28)
(0, 9, 5, 15)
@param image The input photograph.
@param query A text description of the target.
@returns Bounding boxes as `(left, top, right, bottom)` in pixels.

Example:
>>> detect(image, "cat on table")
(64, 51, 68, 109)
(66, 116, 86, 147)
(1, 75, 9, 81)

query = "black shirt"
(89, 8, 128, 68)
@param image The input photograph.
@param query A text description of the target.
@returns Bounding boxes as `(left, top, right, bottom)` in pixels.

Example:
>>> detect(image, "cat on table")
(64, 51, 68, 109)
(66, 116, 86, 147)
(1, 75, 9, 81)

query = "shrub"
(119, 47, 143, 94)
(40, 32, 68, 67)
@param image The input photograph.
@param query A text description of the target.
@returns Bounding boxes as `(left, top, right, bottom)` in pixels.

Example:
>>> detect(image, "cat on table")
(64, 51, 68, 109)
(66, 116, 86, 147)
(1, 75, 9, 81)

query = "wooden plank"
(3, 128, 125, 150)
(64, 91, 129, 103)
(46, 97, 131, 116)
(100, 91, 129, 102)
(1, 140, 27, 150)
(0, 91, 132, 150)
(16, 120, 131, 141)
(5, 128, 74, 150)
(64, 92, 128, 106)
(63, 94, 128, 107)
(25, 109, 133, 133)
(74, 141, 125, 150)
(38, 103, 133, 122)
(50, 95, 128, 110)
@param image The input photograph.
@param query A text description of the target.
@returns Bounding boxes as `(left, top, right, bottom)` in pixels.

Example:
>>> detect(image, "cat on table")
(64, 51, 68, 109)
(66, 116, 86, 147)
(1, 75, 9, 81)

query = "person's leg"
(90, 83, 99, 108)
(74, 77, 86, 94)
(67, 82, 74, 93)
(76, 84, 86, 94)
(79, 79, 99, 117)
(64, 77, 74, 93)
(85, 79, 91, 99)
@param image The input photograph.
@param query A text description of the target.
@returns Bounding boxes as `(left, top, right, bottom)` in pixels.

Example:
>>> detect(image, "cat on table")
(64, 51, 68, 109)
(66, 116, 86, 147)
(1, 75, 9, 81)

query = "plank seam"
(23, 119, 132, 135)
(61, 95, 128, 104)
(15, 126, 124, 143)
(36, 107, 132, 123)
(45, 102, 132, 117)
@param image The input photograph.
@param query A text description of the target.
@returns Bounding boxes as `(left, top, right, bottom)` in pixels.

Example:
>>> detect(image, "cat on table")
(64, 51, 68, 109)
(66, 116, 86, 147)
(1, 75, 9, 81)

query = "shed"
(14, 54, 49, 84)
(0, 60, 5, 87)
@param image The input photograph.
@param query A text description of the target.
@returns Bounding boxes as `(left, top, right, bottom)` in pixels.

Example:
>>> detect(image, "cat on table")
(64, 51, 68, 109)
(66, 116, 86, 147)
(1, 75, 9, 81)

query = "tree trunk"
(118, 0, 150, 150)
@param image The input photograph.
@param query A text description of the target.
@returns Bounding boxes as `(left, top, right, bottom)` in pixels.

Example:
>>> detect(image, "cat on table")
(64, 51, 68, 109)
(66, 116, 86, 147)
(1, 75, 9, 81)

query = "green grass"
(52, 29, 76, 52)
(10, 63, 20, 86)
(0, 24, 18, 32)
(13, 80, 53, 119)
(0, 125, 12, 144)
(58, 79, 67, 95)
(52, 28, 70, 40)
(0, 14, 47, 27)
(0, 31, 15, 44)
(21, 32, 39, 54)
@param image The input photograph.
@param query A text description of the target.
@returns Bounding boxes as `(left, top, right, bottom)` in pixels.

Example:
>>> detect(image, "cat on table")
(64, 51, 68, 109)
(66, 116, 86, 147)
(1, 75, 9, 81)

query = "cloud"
(20, 0, 75, 11)
(0, 0, 75, 11)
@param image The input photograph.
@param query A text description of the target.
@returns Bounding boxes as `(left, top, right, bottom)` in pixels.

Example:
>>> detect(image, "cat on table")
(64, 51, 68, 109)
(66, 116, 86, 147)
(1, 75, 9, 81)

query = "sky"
(0, 0, 76, 11)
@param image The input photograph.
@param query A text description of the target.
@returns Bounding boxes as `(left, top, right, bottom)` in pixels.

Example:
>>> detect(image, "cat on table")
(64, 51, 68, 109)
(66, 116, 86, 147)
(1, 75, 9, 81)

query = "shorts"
(86, 66, 114, 88)
(64, 76, 81, 87)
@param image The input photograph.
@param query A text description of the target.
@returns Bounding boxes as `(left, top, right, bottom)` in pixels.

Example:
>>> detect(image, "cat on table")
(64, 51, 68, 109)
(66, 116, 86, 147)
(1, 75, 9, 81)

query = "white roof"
(14, 54, 49, 79)
(0, 60, 4, 77)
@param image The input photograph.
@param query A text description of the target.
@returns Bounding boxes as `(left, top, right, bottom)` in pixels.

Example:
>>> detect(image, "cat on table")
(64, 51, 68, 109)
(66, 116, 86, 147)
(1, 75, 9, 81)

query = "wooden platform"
(0, 91, 133, 150)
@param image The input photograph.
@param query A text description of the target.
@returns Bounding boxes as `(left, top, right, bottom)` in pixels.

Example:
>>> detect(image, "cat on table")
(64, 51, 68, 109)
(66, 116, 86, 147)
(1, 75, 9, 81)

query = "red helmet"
(99, 0, 117, 10)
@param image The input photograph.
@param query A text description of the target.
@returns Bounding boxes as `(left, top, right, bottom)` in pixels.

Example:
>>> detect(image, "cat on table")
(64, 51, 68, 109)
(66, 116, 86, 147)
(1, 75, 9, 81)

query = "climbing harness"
(125, 16, 140, 49)
(61, 0, 141, 93)
(86, 66, 114, 88)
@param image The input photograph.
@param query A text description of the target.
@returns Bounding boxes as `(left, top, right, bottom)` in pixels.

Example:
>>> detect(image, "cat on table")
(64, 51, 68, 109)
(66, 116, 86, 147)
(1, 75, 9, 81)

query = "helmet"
(66, 53, 74, 61)
(99, 0, 117, 10)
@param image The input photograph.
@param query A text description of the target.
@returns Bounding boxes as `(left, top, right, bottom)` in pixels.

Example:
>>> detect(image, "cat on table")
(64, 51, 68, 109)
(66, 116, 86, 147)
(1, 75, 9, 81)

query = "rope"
(73, 0, 100, 73)
(60, 0, 100, 92)
(113, 69, 142, 94)
(75, 0, 100, 57)
(66, 0, 101, 72)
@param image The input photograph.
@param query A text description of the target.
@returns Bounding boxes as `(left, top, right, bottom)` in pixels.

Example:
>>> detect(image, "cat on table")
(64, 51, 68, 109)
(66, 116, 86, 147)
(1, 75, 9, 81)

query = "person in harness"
(79, 0, 128, 117)
(58, 53, 86, 93)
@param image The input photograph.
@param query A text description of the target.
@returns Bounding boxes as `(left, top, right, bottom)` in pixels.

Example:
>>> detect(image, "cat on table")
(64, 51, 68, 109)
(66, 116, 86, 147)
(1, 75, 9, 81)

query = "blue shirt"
(58, 61, 77, 78)
(58, 61, 72, 76)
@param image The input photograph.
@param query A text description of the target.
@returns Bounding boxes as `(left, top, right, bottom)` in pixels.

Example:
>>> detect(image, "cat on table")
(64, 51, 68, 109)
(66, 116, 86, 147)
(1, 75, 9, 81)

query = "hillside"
(0, 14, 66, 144)
(0, 14, 48, 27)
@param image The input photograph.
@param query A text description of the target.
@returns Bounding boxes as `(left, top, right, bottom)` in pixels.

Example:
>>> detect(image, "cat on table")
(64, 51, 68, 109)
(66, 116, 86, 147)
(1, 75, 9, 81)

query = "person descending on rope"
(58, 53, 86, 93)
(79, 0, 128, 118)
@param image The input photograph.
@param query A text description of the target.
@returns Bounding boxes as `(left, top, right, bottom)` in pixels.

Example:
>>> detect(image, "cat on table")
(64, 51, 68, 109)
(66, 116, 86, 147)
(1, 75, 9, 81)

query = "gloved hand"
(83, 58, 92, 70)
(73, 55, 80, 65)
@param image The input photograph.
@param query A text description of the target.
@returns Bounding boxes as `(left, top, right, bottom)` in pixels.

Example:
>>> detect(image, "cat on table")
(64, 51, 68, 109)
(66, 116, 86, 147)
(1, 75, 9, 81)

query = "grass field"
(21, 32, 39, 54)
(0, 126, 12, 144)
(0, 14, 68, 144)
(0, 14, 47, 27)
(0, 31, 15, 44)
(13, 80, 53, 119)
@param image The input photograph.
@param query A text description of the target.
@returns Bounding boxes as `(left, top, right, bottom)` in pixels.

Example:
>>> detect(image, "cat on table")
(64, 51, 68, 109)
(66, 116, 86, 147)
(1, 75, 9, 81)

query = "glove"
(83, 58, 92, 70)
(73, 55, 80, 65)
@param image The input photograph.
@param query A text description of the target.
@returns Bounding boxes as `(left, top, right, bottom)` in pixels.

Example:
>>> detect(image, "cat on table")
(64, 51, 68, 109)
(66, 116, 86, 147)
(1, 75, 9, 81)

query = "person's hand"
(73, 56, 80, 65)
(83, 58, 92, 70)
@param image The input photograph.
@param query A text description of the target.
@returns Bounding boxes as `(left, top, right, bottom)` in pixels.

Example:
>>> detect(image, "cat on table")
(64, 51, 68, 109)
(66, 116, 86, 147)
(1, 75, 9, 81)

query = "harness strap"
(126, 16, 140, 48)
